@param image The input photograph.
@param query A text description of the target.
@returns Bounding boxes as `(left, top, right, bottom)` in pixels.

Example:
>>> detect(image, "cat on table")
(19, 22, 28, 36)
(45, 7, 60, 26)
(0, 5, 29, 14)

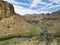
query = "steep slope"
(0, 15, 32, 35)
(0, 1, 14, 19)
(0, 1, 32, 35)
(38, 11, 60, 34)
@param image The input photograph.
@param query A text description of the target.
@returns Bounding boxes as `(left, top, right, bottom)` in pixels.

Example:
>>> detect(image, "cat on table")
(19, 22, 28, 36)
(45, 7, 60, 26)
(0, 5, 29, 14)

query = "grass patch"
(0, 26, 43, 41)
(26, 26, 43, 35)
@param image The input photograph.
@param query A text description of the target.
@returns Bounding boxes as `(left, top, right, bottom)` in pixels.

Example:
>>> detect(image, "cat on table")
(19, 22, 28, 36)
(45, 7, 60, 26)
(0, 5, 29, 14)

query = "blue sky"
(4, 0, 60, 15)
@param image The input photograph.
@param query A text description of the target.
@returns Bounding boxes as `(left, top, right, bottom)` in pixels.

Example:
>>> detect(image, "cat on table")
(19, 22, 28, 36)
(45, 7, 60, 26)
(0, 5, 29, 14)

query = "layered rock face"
(0, 1, 32, 35)
(24, 11, 60, 34)
(23, 14, 43, 21)
(38, 11, 60, 34)
(0, 1, 14, 20)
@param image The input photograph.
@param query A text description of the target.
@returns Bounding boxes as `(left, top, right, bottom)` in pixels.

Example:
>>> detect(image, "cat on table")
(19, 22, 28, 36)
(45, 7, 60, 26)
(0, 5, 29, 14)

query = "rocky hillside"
(38, 11, 60, 34)
(0, 0, 32, 35)
(24, 11, 60, 34)
(0, 0, 59, 45)
(23, 14, 43, 21)
(0, 1, 15, 19)
(24, 11, 60, 21)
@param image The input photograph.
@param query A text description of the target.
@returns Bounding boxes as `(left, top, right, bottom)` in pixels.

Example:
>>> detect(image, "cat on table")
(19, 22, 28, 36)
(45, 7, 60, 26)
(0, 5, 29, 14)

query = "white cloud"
(30, 0, 47, 8)
(3, 0, 60, 15)
(45, 5, 60, 10)
(4, 0, 20, 4)
(30, 0, 40, 8)
(4, 0, 28, 6)
(39, 0, 60, 11)
(3, 0, 49, 15)
(39, 2, 53, 10)
(14, 5, 39, 15)
(40, 4, 60, 11)
(49, 0, 60, 4)
(13, 5, 48, 15)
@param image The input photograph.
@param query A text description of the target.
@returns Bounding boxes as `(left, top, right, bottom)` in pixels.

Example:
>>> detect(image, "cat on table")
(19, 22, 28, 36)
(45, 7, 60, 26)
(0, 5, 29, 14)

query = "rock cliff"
(0, 0, 32, 35)
(0, 1, 15, 19)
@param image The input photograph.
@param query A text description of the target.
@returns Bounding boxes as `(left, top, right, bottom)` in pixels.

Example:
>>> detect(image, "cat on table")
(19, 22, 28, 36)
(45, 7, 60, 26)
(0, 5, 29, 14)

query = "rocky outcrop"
(24, 11, 60, 34)
(0, 1, 32, 35)
(39, 11, 60, 34)
(0, 1, 15, 20)
(0, 15, 32, 35)
(23, 14, 44, 21)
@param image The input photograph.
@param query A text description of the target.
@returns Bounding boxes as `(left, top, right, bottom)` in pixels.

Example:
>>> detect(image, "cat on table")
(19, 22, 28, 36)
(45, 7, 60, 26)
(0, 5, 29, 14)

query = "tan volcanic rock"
(0, 1, 32, 35)
(24, 11, 60, 34)
(0, 1, 15, 20)
(0, 15, 32, 35)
